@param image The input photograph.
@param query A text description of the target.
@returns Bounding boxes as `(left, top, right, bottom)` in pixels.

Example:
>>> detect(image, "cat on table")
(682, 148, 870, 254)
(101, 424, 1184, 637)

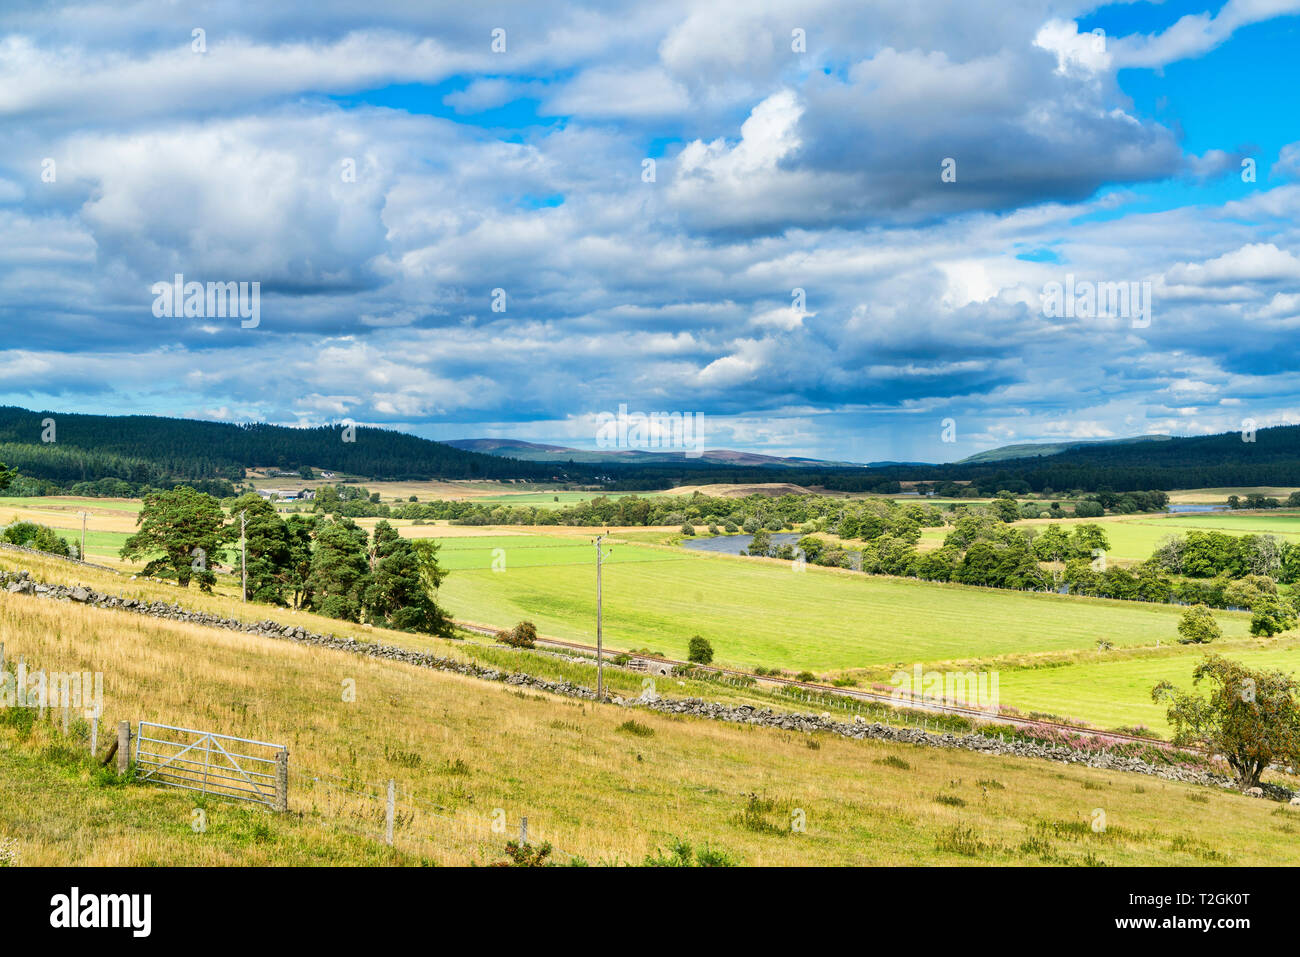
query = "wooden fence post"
(275, 750, 289, 813)
(385, 780, 395, 845)
(520, 816, 528, 846)
(117, 721, 130, 774)
(90, 715, 97, 757)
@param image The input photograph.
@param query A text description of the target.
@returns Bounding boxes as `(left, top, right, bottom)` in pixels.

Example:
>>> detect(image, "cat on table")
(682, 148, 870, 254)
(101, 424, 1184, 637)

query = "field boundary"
(0, 540, 123, 575)
(1, 567, 1271, 797)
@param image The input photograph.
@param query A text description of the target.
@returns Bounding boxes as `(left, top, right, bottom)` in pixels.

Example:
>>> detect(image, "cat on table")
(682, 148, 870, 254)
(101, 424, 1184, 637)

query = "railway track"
(454, 619, 1206, 755)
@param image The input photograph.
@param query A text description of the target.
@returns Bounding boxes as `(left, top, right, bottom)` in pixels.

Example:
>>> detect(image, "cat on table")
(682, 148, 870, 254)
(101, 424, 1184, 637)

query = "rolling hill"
(955, 434, 1172, 464)
(447, 438, 883, 468)
(0, 406, 552, 486)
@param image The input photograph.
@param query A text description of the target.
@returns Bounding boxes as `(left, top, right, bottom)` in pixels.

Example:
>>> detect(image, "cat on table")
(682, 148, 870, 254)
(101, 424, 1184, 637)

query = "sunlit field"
(989, 638, 1300, 731)
(918, 510, 1300, 563)
(2, 589, 1296, 866)
(428, 530, 1251, 671)
(5, 494, 1297, 737)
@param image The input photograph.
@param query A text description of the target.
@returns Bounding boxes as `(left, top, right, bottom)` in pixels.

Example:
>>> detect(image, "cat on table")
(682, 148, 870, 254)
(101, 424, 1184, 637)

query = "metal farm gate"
(135, 722, 288, 810)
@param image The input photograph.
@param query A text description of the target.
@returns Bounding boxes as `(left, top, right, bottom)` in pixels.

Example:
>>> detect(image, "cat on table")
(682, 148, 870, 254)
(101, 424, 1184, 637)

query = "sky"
(1, 0, 1299, 464)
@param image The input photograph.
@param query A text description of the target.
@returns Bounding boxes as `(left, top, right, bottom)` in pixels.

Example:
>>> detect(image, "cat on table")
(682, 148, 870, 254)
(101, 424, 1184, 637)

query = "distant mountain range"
(449, 435, 1182, 469)
(3, 402, 1299, 495)
(445, 438, 916, 469)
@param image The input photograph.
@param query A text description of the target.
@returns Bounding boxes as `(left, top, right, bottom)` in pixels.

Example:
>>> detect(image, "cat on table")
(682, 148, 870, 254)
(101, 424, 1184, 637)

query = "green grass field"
(1089, 512, 1300, 562)
(435, 535, 683, 570)
(433, 532, 1251, 672)
(992, 639, 1300, 731)
(918, 510, 1300, 563)
(6, 492, 1299, 737)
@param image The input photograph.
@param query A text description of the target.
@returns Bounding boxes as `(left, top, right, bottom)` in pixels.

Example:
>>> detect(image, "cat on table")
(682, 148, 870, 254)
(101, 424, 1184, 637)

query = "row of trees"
(119, 488, 452, 635)
(1150, 530, 1294, 580)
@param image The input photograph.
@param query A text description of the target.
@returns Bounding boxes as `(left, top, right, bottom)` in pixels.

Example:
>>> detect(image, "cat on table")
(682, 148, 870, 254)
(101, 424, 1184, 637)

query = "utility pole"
(80, 512, 87, 561)
(594, 533, 612, 699)
(240, 510, 247, 603)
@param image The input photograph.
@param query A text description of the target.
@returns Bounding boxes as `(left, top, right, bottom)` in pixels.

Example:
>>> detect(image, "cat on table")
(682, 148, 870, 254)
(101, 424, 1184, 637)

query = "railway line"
(455, 619, 1207, 755)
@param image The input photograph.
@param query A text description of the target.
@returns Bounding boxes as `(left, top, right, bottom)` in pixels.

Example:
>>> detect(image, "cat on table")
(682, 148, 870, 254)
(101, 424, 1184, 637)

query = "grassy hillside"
(3, 589, 1298, 866)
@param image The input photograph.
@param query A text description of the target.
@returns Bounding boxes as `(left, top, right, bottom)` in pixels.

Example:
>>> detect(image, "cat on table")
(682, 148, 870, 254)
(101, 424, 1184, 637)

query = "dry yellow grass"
(2, 589, 1299, 866)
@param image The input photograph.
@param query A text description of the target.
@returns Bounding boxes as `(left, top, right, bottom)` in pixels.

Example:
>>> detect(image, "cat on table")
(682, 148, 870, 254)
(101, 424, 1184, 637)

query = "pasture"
(0, 496, 140, 565)
(2, 589, 1295, 866)
(429, 531, 1251, 673)
(5, 491, 1300, 738)
(989, 638, 1300, 732)
(918, 510, 1300, 563)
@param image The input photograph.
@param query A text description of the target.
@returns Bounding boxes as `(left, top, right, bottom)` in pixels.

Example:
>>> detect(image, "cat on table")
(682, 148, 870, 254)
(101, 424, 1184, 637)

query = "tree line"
(118, 487, 452, 635)
(743, 504, 1300, 638)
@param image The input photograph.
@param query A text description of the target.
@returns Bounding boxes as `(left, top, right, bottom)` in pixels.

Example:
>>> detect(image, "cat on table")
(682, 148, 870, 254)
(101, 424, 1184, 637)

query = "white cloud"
(1034, 19, 1111, 74)
(1166, 243, 1300, 286)
(545, 67, 690, 118)
(1108, 0, 1300, 69)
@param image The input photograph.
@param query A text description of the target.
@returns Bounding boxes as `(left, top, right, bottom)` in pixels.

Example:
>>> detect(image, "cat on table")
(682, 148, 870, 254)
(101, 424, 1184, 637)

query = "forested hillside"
(896, 424, 1300, 492)
(2, 404, 1300, 494)
(0, 406, 550, 485)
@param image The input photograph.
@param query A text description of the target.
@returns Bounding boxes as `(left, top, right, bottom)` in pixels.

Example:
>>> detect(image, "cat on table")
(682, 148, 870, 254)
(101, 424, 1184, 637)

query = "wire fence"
(292, 769, 580, 865)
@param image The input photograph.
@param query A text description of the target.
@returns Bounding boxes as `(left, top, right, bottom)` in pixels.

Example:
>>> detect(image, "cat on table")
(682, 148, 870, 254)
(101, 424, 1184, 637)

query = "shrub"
(1249, 598, 1297, 637)
(1177, 604, 1221, 644)
(734, 793, 785, 836)
(317, 594, 357, 622)
(687, 635, 714, 664)
(681, 523, 695, 536)
(496, 620, 538, 648)
(2, 521, 71, 557)
(643, 837, 737, 867)
(795, 671, 816, 683)
(495, 841, 553, 867)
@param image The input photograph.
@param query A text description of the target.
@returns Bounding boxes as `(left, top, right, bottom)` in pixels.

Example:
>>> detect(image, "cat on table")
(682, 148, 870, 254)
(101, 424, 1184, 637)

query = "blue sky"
(1, 0, 1299, 464)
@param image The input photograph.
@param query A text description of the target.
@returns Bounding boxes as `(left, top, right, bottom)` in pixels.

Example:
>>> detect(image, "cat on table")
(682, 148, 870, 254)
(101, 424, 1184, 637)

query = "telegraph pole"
(80, 512, 87, 561)
(240, 510, 247, 603)
(594, 533, 612, 699)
